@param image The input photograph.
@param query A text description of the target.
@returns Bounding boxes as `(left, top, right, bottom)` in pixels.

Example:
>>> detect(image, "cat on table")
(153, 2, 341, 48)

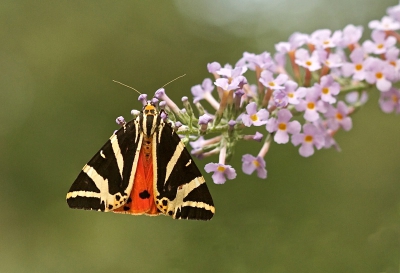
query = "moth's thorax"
(140, 102, 159, 137)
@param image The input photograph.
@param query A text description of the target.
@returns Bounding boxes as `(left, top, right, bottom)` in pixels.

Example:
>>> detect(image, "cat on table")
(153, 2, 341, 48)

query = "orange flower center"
(269, 82, 275, 87)
(322, 87, 329, 94)
(307, 102, 315, 109)
(355, 64, 363, 71)
(306, 61, 312, 66)
(250, 114, 258, 121)
(304, 135, 313, 142)
(217, 166, 226, 172)
(392, 94, 399, 103)
(288, 93, 294, 98)
(377, 43, 384, 49)
(253, 160, 260, 167)
(278, 123, 287, 130)
(336, 113, 343, 120)
(375, 72, 383, 79)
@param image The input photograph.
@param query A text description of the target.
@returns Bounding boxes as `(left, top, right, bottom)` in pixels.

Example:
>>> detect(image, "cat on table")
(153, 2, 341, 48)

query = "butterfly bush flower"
(292, 124, 325, 157)
(295, 87, 326, 122)
(241, 102, 269, 126)
(379, 87, 400, 113)
(266, 109, 301, 144)
(363, 30, 396, 54)
(242, 154, 267, 179)
(143, 3, 400, 183)
(315, 75, 340, 104)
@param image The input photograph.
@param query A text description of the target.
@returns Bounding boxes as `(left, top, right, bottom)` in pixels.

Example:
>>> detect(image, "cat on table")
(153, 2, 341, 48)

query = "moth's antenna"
(112, 80, 142, 95)
(161, 74, 186, 88)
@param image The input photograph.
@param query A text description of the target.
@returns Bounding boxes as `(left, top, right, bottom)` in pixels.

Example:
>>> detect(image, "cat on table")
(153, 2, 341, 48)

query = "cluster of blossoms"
(119, 4, 400, 184)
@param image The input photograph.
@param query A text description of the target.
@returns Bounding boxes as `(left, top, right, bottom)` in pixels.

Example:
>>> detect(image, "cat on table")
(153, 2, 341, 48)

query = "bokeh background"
(1, 1, 400, 272)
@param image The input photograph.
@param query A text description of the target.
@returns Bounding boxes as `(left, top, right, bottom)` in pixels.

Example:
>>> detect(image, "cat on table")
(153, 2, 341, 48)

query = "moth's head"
(143, 101, 158, 116)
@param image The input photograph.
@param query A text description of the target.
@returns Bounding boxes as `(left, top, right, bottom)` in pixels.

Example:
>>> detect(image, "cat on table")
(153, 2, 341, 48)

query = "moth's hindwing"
(153, 118, 215, 220)
(66, 118, 142, 212)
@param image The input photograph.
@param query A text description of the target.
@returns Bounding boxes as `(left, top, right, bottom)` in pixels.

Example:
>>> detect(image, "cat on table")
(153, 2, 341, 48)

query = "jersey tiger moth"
(66, 100, 215, 220)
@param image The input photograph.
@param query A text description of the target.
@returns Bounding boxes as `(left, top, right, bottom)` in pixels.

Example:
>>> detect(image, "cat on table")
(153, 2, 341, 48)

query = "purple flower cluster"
(124, 4, 400, 184)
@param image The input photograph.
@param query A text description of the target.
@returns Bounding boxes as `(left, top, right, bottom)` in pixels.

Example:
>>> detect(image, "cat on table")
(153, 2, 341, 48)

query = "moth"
(66, 100, 215, 220)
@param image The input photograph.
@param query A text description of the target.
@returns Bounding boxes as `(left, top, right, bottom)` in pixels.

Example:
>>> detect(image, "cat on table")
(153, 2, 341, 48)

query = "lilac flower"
(379, 87, 400, 113)
(364, 58, 395, 92)
(266, 109, 301, 144)
(191, 78, 219, 110)
(295, 87, 325, 122)
(217, 66, 247, 79)
(291, 123, 325, 157)
(385, 47, 400, 79)
(259, 70, 288, 90)
(362, 30, 396, 54)
(199, 114, 213, 125)
(204, 163, 237, 184)
(237, 51, 275, 71)
(241, 154, 267, 179)
(115, 116, 126, 126)
(319, 50, 343, 69)
(272, 90, 289, 107)
(387, 4, 400, 22)
(276, 80, 305, 105)
(215, 75, 247, 91)
(295, 48, 322, 71)
(309, 29, 342, 49)
(154, 88, 181, 114)
(314, 120, 341, 151)
(275, 32, 309, 53)
(324, 101, 353, 131)
(369, 16, 400, 31)
(207, 62, 221, 73)
(340, 24, 363, 47)
(138, 94, 148, 106)
(241, 102, 269, 126)
(341, 48, 367, 80)
(314, 75, 340, 104)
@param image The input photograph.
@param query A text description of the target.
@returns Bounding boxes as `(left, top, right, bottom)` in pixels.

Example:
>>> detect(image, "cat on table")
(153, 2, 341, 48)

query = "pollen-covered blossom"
(379, 87, 400, 113)
(266, 109, 301, 144)
(291, 124, 325, 157)
(241, 154, 267, 179)
(214, 66, 248, 91)
(295, 87, 326, 122)
(324, 101, 353, 131)
(204, 163, 237, 184)
(259, 70, 288, 90)
(362, 30, 396, 55)
(241, 102, 269, 126)
(364, 58, 395, 92)
(276, 80, 305, 105)
(314, 75, 340, 104)
(341, 47, 367, 80)
(204, 145, 236, 184)
(309, 29, 342, 49)
(295, 48, 321, 71)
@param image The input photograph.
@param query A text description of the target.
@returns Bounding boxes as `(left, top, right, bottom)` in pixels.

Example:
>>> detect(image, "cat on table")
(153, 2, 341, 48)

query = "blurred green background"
(1, 1, 400, 272)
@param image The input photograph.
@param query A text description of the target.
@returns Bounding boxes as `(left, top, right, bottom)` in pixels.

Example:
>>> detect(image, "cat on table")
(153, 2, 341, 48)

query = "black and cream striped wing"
(66, 118, 143, 212)
(153, 119, 215, 220)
